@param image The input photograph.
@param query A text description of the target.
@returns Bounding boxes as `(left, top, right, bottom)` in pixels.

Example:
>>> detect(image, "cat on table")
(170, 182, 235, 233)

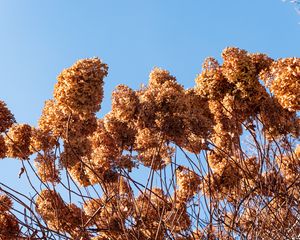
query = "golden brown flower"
(34, 152, 60, 183)
(54, 58, 108, 116)
(179, 88, 213, 153)
(30, 127, 57, 153)
(135, 188, 169, 220)
(68, 161, 91, 187)
(62, 203, 89, 239)
(5, 124, 32, 160)
(135, 128, 174, 170)
(138, 70, 186, 140)
(249, 52, 273, 75)
(104, 112, 136, 150)
(195, 57, 232, 100)
(0, 212, 19, 239)
(175, 166, 201, 203)
(265, 58, 300, 111)
(222, 47, 257, 85)
(35, 189, 65, 230)
(0, 195, 12, 212)
(84, 197, 125, 233)
(148, 67, 177, 87)
(38, 100, 97, 141)
(36, 189, 89, 238)
(111, 84, 139, 122)
(259, 96, 299, 139)
(0, 100, 15, 133)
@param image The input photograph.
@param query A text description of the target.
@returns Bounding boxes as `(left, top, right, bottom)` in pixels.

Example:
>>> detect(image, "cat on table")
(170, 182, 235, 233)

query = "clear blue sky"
(0, 0, 299, 200)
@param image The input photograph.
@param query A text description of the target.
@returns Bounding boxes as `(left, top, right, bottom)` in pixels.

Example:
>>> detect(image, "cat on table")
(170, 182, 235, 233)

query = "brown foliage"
(0, 48, 299, 239)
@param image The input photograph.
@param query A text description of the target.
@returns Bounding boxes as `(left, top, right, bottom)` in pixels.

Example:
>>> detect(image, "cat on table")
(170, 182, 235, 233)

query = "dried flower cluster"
(0, 48, 299, 239)
(0, 194, 19, 239)
(54, 58, 108, 116)
(264, 57, 300, 111)
(5, 124, 32, 160)
(35, 189, 89, 239)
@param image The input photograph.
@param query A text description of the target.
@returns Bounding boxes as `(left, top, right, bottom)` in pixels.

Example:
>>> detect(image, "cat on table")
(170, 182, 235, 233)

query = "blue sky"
(0, 0, 299, 203)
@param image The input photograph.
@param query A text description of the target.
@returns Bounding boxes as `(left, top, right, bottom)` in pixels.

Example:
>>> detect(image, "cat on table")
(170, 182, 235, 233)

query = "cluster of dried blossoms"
(0, 194, 19, 239)
(0, 47, 299, 239)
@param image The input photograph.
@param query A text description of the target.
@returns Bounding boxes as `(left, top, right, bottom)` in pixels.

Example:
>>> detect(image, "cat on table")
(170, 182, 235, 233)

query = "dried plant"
(0, 48, 299, 239)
